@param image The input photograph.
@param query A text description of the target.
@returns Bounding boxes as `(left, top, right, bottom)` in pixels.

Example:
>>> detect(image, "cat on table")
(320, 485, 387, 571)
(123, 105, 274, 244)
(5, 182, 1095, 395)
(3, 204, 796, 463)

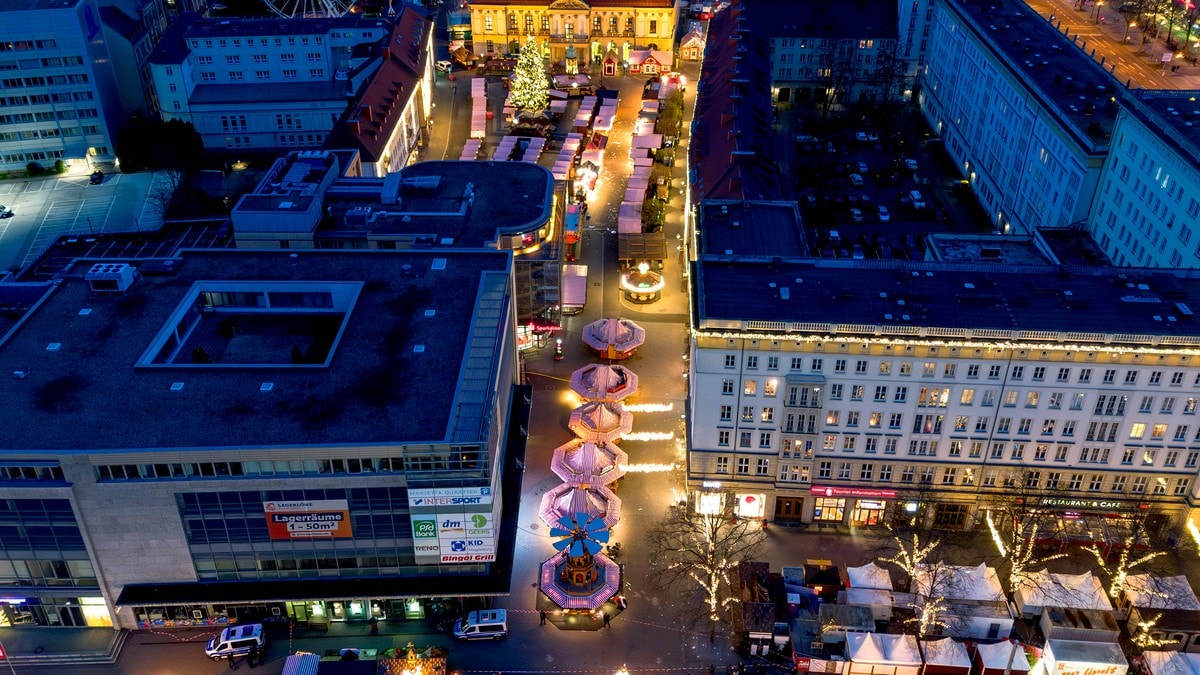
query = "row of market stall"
(469, 78, 487, 140)
(490, 135, 545, 162)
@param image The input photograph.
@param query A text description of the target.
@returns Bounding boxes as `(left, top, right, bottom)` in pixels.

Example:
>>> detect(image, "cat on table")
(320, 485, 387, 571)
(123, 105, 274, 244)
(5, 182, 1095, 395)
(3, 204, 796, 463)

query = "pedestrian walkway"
(0, 625, 127, 667)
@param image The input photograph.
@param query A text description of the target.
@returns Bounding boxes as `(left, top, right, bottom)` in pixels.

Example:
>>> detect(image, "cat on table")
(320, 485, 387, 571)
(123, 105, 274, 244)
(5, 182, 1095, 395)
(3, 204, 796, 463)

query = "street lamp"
(1092, 0, 1103, 21)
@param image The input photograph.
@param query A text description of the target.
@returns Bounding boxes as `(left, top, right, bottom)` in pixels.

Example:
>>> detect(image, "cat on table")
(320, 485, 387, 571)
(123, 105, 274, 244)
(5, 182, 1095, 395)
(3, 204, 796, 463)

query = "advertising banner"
(408, 486, 492, 507)
(264, 500, 352, 539)
(407, 487, 498, 565)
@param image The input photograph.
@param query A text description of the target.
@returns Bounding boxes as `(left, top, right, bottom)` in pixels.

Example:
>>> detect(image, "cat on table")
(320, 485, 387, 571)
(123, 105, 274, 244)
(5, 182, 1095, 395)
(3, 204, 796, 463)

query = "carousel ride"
(539, 513, 621, 610)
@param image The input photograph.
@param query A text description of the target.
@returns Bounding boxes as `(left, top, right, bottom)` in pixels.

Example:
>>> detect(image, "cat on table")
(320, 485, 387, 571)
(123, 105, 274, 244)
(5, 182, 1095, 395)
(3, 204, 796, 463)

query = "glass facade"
(0, 498, 109, 627)
(179, 487, 425, 580)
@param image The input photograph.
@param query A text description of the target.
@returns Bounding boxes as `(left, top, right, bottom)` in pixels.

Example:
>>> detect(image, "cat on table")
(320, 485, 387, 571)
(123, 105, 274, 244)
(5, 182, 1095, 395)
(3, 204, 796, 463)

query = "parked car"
(855, 131, 869, 142)
(89, 170, 104, 185)
(435, 60, 453, 72)
(852, 244, 865, 259)
(857, 161, 869, 173)
(0, 205, 12, 218)
(849, 208, 864, 223)
(877, 205, 891, 222)
(205, 624, 265, 661)
(904, 158, 919, 171)
(849, 173, 864, 186)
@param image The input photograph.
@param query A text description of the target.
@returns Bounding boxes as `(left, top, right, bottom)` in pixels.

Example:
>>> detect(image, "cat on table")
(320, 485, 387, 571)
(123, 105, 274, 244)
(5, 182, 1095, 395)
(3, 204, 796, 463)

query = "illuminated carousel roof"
(569, 363, 638, 402)
(567, 401, 633, 442)
(581, 317, 646, 357)
(550, 439, 628, 485)
(538, 482, 622, 530)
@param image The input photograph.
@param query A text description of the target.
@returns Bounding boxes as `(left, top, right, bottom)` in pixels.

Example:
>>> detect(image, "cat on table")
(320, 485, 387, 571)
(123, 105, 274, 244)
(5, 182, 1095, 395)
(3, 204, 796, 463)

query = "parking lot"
(783, 108, 992, 260)
(0, 169, 163, 273)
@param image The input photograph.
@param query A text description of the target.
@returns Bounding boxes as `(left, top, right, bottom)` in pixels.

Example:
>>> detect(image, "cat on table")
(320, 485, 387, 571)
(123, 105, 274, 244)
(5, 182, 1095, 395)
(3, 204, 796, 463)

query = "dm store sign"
(264, 500, 353, 540)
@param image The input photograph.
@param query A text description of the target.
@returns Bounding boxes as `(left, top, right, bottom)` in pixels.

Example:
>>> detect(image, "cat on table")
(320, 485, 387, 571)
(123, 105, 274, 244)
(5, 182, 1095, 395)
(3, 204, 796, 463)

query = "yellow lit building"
(468, 0, 678, 73)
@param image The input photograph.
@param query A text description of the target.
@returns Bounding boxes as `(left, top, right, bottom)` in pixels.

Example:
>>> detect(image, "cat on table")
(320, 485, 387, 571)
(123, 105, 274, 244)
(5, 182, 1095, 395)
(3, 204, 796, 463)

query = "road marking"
(22, 196, 115, 266)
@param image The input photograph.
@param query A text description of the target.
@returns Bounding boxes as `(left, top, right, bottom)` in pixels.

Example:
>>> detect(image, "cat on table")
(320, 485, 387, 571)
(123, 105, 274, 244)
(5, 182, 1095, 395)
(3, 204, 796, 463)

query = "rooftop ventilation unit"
(85, 263, 135, 293)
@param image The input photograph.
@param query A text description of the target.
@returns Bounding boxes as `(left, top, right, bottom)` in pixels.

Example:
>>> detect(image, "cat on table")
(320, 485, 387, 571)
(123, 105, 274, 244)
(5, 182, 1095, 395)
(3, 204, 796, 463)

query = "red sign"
(809, 485, 897, 499)
(794, 657, 811, 670)
(264, 500, 353, 540)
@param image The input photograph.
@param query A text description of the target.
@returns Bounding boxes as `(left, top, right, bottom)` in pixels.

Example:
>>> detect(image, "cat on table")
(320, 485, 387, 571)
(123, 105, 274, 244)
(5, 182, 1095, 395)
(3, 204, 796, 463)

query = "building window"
(716, 456, 729, 473)
(718, 431, 730, 446)
(736, 457, 750, 475)
(756, 458, 769, 475)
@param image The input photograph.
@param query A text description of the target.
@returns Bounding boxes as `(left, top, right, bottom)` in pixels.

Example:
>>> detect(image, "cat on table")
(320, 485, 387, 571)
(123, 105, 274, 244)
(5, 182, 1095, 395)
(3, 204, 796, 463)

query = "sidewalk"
(0, 625, 126, 667)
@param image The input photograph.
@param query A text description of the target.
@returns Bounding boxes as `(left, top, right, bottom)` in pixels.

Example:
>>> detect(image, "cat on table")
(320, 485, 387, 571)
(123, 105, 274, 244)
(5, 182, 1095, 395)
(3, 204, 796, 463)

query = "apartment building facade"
(688, 259, 1200, 536)
(742, 0, 903, 107)
(146, 13, 398, 152)
(1088, 91, 1200, 269)
(467, 0, 678, 68)
(0, 0, 132, 173)
(920, 0, 1114, 236)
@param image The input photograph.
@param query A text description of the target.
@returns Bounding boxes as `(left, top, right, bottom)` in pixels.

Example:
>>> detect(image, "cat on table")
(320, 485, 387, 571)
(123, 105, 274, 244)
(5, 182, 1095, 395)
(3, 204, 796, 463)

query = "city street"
(1022, 0, 1200, 88)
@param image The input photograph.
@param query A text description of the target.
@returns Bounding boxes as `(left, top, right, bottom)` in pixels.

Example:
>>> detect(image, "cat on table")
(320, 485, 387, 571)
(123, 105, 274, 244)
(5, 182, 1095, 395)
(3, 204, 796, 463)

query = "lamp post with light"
(0, 638, 16, 675)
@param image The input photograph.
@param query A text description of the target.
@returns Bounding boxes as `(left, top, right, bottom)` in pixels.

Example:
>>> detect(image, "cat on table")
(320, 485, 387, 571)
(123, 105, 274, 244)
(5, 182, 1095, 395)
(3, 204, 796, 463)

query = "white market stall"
(1014, 571, 1112, 617)
(618, 202, 642, 234)
(972, 642, 1032, 675)
(845, 587, 894, 621)
(847, 563, 893, 591)
(920, 638, 971, 675)
(845, 633, 922, 675)
(1041, 640, 1127, 675)
(1121, 573, 1200, 611)
(912, 563, 1003, 602)
(1143, 651, 1200, 675)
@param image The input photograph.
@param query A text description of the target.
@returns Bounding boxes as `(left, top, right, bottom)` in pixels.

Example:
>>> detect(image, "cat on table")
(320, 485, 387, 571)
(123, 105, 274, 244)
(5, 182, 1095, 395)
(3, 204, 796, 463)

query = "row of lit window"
(95, 453, 482, 482)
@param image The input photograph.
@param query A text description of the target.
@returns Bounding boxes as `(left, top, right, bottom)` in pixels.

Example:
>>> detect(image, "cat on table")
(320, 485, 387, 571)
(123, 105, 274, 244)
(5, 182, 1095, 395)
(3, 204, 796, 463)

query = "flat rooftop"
(0, 248, 512, 451)
(696, 259, 1200, 343)
(189, 80, 350, 105)
(926, 234, 1053, 265)
(700, 201, 807, 257)
(321, 160, 556, 248)
(949, 0, 1118, 151)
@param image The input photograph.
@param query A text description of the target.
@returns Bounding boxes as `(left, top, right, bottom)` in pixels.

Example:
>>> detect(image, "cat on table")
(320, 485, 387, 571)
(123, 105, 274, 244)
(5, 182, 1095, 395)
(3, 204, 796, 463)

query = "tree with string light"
(508, 35, 548, 113)
(645, 491, 765, 642)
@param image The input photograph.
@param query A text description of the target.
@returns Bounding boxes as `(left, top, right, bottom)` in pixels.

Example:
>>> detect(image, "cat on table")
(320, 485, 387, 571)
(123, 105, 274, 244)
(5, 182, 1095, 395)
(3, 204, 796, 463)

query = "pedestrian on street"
(603, 612, 611, 628)
(248, 644, 259, 668)
(227, 653, 237, 670)
(539, 610, 547, 626)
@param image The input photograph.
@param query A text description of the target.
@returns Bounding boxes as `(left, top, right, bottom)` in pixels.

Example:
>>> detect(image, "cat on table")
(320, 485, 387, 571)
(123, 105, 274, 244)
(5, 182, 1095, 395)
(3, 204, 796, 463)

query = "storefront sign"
(1040, 497, 1126, 511)
(263, 500, 352, 539)
(408, 486, 493, 507)
(1055, 666, 1122, 675)
(409, 487, 499, 565)
(809, 486, 896, 499)
(737, 493, 765, 518)
(440, 553, 496, 563)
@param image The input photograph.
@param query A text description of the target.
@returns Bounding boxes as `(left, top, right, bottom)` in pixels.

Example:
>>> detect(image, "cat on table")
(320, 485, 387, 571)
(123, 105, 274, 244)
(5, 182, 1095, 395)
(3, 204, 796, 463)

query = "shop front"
(0, 594, 112, 627)
(132, 596, 469, 630)
(808, 486, 896, 527)
(1028, 496, 1162, 555)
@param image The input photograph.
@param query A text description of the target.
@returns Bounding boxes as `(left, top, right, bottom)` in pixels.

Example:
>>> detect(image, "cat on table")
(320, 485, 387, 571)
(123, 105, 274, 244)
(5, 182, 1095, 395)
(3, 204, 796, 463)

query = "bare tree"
(1087, 509, 1170, 601)
(870, 39, 910, 107)
(645, 492, 766, 641)
(816, 38, 859, 119)
(978, 468, 1067, 595)
(907, 560, 954, 638)
(143, 169, 185, 221)
(881, 524, 941, 592)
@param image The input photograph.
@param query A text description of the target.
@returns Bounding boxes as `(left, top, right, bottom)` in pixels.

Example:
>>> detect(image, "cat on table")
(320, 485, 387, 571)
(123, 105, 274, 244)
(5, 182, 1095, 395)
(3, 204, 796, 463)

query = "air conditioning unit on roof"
(85, 263, 135, 293)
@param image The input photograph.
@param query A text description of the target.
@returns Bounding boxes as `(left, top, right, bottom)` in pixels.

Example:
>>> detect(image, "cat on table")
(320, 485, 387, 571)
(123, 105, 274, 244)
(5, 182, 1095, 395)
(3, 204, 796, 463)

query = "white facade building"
(920, 0, 1113, 235)
(688, 259, 1200, 533)
(1088, 91, 1200, 269)
(0, 0, 132, 173)
(146, 13, 394, 152)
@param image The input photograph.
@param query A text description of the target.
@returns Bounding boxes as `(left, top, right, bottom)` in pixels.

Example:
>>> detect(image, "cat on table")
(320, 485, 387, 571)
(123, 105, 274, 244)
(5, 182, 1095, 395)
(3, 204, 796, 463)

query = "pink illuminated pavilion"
(550, 439, 628, 486)
(539, 483, 622, 530)
(581, 318, 647, 360)
(568, 401, 633, 443)
(569, 364, 638, 402)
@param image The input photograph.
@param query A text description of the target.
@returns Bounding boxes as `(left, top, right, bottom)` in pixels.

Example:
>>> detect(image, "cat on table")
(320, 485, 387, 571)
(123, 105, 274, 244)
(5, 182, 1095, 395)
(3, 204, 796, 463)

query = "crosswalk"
(21, 195, 116, 267)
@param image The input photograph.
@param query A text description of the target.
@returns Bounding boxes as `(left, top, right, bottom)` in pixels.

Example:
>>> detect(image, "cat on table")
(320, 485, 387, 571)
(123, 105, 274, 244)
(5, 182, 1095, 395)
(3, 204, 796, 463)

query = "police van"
(452, 609, 508, 640)
(205, 623, 265, 660)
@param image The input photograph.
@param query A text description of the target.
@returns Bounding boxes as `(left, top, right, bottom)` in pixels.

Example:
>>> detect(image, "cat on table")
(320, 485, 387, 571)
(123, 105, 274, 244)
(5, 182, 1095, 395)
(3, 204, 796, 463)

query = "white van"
(453, 609, 508, 640)
(205, 623, 265, 661)
(910, 190, 926, 209)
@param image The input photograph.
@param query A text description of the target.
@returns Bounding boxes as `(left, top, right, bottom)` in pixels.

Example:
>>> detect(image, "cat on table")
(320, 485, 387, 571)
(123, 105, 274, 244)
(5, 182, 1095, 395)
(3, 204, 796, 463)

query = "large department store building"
(0, 247, 526, 629)
(688, 259, 1200, 535)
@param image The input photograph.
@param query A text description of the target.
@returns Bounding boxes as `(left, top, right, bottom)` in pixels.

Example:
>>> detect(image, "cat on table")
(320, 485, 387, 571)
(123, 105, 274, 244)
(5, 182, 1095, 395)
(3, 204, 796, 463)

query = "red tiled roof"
(334, 7, 432, 163)
(688, 0, 780, 202)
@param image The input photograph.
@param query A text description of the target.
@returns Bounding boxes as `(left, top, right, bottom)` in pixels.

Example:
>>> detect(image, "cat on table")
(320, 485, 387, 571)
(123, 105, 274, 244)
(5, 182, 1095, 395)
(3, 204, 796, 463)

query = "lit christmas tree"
(509, 36, 548, 113)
